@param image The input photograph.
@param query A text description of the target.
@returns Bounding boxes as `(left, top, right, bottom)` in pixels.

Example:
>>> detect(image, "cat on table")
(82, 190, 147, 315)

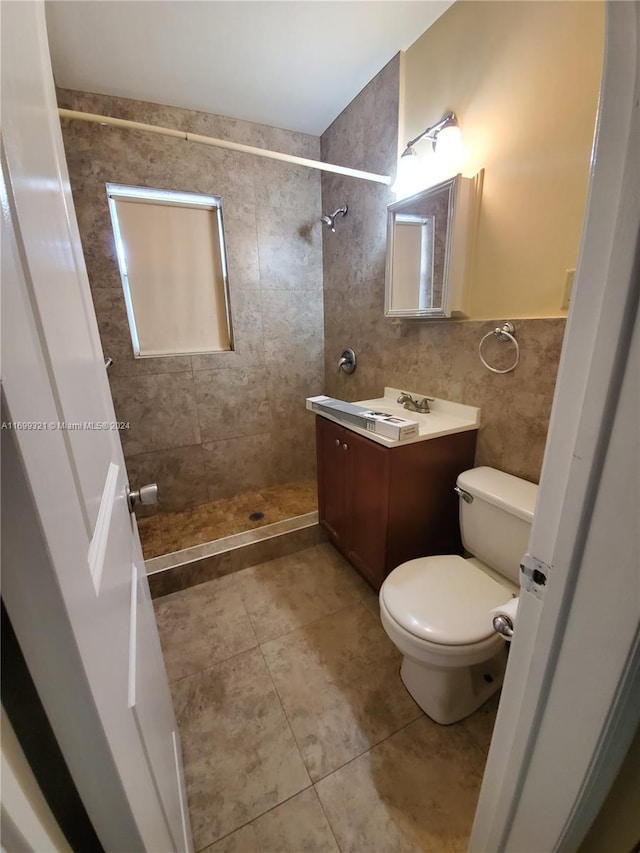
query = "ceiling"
(45, 1, 453, 137)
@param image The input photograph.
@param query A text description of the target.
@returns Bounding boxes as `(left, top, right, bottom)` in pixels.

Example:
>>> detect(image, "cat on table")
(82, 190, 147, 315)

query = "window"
(107, 184, 233, 357)
(391, 214, 435, 310)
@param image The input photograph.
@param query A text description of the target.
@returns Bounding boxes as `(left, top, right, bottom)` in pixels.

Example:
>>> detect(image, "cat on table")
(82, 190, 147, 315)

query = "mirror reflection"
(385, 175, 476, 319)
(391, 213, 435, 311)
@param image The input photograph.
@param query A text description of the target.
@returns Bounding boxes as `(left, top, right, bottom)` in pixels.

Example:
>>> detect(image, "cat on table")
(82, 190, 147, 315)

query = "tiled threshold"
(146, 512, 326, 598)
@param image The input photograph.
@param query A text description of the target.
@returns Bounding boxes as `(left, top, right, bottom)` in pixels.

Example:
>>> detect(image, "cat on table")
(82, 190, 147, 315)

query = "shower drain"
(249, 511, 265, 522)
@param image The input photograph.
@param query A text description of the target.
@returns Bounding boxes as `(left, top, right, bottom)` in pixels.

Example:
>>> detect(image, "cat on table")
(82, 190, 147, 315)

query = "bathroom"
(7, 0, 635, 850)
(52, 0, 600, 848)
(53, 0, 600, 575)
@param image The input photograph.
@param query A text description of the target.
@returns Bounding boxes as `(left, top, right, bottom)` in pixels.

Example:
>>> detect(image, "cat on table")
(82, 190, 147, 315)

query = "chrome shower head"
(320, 205, 348, 232)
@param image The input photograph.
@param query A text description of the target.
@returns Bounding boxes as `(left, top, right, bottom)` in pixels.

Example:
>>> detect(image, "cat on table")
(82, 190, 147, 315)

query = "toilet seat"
(380, 555, 515, 646)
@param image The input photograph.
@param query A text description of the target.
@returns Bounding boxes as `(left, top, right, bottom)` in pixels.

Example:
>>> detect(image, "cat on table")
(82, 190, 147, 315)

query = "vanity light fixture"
(392, 112, 463, 196)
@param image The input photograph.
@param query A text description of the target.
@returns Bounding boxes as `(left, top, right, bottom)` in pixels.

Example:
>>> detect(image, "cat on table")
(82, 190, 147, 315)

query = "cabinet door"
(346, 431, 390, 590)
(316, 417, 350, 548)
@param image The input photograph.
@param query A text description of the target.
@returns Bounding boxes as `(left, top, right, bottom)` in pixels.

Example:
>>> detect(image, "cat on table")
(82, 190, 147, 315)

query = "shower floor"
(137, 480, 318, 560)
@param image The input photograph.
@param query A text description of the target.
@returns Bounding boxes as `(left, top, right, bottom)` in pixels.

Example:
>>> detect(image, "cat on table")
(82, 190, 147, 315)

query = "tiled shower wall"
(58, 90, 324, 512)
(321, 56, 565, 483)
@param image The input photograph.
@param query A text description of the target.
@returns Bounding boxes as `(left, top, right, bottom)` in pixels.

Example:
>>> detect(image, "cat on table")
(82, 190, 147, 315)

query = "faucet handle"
(338, 348, 357, 375)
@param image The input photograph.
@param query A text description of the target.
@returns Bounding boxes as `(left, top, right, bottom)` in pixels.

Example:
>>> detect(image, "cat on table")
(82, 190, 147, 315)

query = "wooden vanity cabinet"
(315, 415, 477, 590)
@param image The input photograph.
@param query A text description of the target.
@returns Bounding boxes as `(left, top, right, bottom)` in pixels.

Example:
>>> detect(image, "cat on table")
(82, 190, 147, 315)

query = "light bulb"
(391, 149, 421, 198)
(434, 124, 464, 170)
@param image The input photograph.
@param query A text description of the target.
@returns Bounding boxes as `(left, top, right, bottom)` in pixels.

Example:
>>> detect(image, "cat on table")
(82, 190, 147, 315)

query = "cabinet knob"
(342, 443, 348, 451)
(335, 438, 340, 447)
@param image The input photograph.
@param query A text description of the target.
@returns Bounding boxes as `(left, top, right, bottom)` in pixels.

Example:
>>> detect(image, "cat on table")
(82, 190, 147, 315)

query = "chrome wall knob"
(127, 483, 158, 513)
(338, 348, 357, 375)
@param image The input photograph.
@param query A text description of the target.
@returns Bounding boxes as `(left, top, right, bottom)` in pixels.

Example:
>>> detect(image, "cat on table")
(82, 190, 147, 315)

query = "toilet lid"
(381, 555, 513, 645)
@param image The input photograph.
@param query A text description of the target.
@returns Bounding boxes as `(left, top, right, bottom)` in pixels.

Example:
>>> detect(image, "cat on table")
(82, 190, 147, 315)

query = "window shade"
(112, 197, 231, 356)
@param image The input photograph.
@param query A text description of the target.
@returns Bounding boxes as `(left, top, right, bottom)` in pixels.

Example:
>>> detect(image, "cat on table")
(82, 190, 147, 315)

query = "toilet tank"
(457, 467, 538, 585)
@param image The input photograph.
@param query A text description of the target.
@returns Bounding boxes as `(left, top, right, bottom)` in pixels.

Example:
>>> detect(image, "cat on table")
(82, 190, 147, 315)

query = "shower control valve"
(338, 348, 357, 375)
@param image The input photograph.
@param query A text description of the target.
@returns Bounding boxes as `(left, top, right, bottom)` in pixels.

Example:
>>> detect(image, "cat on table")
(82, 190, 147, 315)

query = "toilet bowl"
(379, 467, 537, 725)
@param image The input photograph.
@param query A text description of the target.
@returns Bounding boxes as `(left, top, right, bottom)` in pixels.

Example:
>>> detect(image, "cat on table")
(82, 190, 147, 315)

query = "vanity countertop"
(307, 387, 480, 448)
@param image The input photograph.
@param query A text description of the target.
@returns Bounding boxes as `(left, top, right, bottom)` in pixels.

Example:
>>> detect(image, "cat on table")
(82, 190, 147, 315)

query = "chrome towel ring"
(479, 321, 520, 374)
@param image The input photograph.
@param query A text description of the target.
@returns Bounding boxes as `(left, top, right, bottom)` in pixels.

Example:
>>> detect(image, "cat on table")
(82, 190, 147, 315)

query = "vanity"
(310, 389, 480, 590)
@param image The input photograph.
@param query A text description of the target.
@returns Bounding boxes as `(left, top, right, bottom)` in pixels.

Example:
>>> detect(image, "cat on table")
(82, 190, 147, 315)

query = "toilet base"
(400, 647, 507, 725)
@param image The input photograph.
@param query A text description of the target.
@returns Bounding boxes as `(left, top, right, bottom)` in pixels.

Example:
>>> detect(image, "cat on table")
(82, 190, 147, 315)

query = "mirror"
(384, 174, 479, 319)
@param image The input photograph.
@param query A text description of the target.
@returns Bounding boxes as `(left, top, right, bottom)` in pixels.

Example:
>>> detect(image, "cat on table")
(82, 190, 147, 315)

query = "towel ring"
(479, 321, 520, 374)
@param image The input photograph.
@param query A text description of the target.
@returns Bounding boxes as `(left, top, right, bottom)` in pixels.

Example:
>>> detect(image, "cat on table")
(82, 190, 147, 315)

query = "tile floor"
(139, 480, 318, 558)
(154, 543, 498, 852)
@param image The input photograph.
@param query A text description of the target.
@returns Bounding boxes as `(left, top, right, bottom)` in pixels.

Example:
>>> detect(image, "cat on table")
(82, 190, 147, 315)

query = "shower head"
(320, 205, 348, 232)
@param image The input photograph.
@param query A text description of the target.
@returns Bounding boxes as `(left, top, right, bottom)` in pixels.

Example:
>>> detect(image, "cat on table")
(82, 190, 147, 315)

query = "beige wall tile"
(194, 367, 270, 443)
(261, 291, 324, 360)
(202, 434, 273, 499)
(126, 444, 207, 513)
(269, 421, 317, 485)
(254, 159, 323, 291)
(110, 371, 201, 455)
(267, 351, 324, 432)
(59, 89, 324, 512)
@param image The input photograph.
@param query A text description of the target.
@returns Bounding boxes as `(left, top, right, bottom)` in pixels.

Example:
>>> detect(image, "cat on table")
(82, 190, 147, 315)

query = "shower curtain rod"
(58, 109, 392, 185)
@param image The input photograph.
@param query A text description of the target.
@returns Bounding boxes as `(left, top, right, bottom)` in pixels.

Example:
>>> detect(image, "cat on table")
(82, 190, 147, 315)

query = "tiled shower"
(59, 88, 326, 559)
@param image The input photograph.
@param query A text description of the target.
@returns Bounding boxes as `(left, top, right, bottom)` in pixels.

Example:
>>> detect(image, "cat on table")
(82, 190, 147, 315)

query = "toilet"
(379, 466, 538, 725)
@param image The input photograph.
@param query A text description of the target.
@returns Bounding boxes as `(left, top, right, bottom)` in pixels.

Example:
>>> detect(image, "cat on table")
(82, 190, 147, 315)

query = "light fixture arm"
(403, 112, 458, 155)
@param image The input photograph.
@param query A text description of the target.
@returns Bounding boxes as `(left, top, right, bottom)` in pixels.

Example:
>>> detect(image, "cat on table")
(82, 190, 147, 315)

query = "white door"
(1, 3, 192, 850)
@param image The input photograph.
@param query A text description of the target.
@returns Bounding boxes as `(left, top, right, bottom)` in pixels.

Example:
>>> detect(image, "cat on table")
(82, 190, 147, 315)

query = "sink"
(309, 387, 480, 447)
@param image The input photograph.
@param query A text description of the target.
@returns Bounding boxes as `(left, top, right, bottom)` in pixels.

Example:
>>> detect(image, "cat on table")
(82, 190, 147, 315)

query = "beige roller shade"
(112, 195, 231, 356)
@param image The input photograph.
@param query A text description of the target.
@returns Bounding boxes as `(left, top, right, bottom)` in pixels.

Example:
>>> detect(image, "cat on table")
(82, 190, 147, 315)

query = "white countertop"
(308, 387, 480, 448)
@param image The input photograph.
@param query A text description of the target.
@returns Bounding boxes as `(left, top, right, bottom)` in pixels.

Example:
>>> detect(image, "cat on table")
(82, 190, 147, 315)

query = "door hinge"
(520, 553, 551, 599)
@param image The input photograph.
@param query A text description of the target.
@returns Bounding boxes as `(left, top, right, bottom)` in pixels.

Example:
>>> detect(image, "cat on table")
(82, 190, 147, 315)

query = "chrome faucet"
(397, 392, 434, 414)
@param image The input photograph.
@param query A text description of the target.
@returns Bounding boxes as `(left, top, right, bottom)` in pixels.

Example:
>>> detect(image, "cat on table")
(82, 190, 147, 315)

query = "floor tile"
(316, 542, 382, 616)
(315, 716, 486, 853)
(172, 647, 310, 850)
(203, 788, 339, 853)
(262, 603, 423, 781)
(153, 574, 257, 682)
(359, 587, 382, 618)
(315, 542, 371, 590)
(235, 545, 366, 643)
(459, 692, 500, 753)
